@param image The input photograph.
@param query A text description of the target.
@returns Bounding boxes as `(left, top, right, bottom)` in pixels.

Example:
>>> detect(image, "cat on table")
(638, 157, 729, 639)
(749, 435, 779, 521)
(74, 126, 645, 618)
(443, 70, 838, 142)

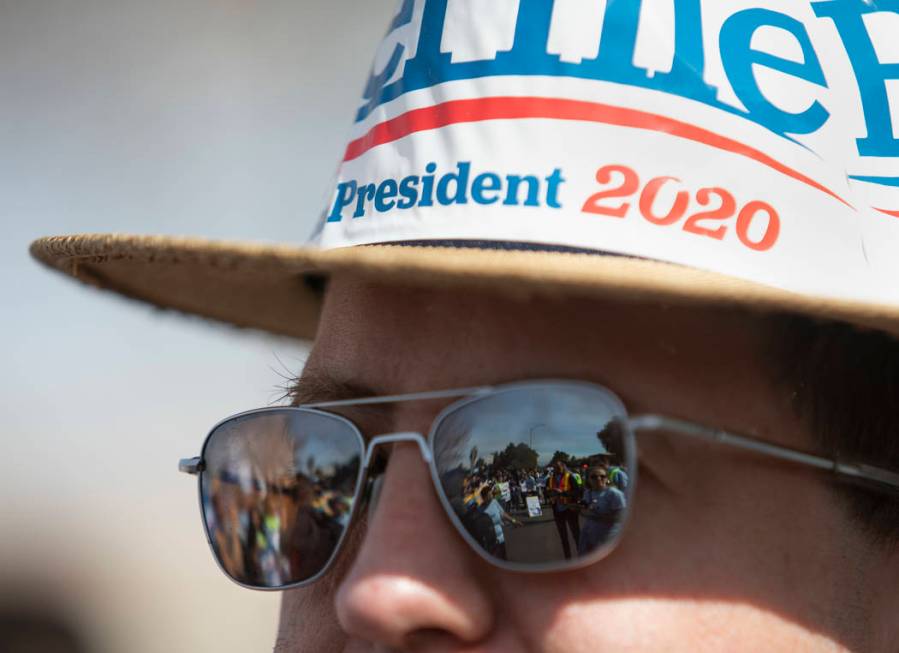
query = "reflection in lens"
(433, 383, 633, 567)
(200, 410, 362, 588)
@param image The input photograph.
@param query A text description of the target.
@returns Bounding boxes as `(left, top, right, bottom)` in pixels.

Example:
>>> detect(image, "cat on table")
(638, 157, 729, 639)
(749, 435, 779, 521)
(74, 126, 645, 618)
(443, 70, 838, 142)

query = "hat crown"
(312, 0, 899, 306)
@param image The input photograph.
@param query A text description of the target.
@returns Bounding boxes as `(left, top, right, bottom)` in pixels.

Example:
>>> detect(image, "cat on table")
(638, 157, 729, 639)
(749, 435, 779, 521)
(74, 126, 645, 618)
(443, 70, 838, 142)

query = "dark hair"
(769, 313, 899, 544)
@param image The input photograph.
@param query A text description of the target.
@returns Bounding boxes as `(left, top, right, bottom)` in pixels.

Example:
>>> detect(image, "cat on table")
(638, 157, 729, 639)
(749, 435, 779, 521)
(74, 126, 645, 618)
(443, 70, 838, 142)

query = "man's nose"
(335, 442, 495, 649)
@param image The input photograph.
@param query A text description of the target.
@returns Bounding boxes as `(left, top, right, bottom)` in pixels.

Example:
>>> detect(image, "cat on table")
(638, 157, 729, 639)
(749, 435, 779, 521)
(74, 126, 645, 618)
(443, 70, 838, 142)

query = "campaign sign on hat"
(314, 0, 899, 305)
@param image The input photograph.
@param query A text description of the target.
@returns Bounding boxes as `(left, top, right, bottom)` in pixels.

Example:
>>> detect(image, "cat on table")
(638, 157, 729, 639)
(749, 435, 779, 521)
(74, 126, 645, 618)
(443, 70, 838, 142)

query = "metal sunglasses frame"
(179, 379, 899, 592)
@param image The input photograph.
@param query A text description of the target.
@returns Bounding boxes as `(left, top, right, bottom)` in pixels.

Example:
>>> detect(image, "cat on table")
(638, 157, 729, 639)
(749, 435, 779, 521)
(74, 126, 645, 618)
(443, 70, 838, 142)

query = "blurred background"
(1, 0, 395, 650)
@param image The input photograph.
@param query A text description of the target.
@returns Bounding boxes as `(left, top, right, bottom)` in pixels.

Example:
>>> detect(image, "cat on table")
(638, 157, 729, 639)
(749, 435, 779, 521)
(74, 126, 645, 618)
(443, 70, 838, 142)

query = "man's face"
(591, 469, 609, 490)
(276, 277, 883, 652)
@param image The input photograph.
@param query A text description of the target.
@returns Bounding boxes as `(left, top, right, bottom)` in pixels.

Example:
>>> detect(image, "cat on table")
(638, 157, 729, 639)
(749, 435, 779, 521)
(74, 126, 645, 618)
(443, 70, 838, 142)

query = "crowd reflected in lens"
(199, 385, 633, 586)
(200, 410, 362, 588)
(435, 385, 632, 565)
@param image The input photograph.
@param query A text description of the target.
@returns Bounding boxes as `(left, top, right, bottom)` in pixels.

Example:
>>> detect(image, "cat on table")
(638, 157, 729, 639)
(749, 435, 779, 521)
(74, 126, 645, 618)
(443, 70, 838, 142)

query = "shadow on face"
(276, 277, 894, 652)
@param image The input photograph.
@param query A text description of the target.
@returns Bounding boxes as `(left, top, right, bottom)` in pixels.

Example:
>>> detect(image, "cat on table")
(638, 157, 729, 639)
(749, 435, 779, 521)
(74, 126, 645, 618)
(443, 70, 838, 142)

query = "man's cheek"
(276, 521, 368, 651)
(545, 599, 843, 653)
(277, 586, 348, 652)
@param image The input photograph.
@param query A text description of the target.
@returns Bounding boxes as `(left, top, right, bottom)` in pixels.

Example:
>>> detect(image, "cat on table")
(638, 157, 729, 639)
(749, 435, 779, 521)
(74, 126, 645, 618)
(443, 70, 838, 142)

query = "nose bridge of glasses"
(364, 432, 433, 468)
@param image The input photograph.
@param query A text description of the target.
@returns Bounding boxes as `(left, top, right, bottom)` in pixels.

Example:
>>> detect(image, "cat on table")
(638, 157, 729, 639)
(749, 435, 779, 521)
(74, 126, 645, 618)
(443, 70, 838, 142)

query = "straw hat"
(30, 2, 899, 340)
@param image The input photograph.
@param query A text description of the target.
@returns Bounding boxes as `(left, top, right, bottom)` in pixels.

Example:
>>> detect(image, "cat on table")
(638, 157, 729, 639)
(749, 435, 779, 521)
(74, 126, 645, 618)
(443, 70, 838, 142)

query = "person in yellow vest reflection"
(546, 459, 583, 559)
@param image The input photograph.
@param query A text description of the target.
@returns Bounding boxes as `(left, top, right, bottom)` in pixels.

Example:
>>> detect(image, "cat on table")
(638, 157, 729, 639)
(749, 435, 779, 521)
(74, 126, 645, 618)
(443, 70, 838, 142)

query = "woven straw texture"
(30, 234, 899, 341)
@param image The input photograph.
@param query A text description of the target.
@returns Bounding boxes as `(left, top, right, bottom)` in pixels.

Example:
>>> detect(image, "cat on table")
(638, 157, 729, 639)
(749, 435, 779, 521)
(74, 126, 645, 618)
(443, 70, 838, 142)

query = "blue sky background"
(435, 386, 624, 469)
(0, 1, 395, 650)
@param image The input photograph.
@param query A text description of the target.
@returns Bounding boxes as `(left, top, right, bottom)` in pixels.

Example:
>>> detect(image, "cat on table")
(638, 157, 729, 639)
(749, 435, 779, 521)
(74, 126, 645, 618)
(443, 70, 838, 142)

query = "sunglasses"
(179, 379, 899, 591)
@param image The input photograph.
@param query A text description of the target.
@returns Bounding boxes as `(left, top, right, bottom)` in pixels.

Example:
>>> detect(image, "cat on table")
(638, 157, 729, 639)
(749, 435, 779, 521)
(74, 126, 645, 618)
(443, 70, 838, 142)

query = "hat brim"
(30, 234, 899, 340)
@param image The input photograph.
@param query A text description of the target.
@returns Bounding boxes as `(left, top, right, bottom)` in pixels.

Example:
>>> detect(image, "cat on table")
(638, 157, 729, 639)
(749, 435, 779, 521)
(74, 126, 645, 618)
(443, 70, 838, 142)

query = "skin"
(275, 277, 899, 652)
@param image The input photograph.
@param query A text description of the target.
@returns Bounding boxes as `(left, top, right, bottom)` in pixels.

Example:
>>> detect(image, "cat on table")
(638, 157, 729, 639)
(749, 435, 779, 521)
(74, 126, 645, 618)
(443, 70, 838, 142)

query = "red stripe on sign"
(875, 207, 899, 218)
(343, 96, 851, 208)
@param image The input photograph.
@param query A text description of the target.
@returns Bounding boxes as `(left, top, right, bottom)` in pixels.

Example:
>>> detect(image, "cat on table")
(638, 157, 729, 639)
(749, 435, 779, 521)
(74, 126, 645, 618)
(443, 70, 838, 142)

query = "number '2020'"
(581, 164, 780, 252)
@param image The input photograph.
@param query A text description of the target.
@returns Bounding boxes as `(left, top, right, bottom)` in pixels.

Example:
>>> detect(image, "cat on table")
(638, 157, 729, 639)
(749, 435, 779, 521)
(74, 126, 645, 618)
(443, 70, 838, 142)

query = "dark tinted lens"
(432, 383, 633, 567)
(200, 409, 363, 588)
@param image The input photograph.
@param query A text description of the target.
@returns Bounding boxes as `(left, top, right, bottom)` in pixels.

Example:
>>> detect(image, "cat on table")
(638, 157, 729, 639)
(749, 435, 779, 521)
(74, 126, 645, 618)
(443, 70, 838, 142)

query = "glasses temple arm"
(179, 457, 203, 475)
(627, 415, 899, 493)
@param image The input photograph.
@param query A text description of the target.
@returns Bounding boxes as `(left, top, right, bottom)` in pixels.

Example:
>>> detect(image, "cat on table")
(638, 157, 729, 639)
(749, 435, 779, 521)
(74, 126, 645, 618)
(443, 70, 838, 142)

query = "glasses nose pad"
(361, 447, 390, 522)
(366, 476, 386, 522)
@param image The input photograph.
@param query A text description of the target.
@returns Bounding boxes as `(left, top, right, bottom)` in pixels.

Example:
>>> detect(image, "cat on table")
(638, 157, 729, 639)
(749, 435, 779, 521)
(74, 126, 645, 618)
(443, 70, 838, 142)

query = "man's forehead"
(303, 277, 782, 426)
(314, 276, 771, 359)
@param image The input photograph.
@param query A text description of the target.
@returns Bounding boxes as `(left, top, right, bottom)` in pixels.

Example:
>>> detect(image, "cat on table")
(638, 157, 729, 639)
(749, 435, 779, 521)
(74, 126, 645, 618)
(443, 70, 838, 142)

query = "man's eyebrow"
(287, 371, 380, 407)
